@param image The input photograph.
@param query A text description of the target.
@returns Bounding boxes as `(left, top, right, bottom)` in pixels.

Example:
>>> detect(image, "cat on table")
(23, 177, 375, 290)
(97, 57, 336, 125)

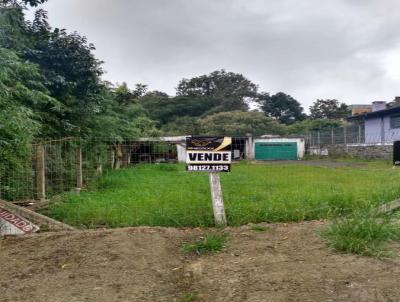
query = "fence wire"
(0, 135, 399, 230)
(306, 123, 400, 147)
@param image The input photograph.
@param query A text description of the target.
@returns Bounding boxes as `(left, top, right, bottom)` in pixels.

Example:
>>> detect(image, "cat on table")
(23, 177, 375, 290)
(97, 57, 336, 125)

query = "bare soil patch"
(1, 221, 399, 302)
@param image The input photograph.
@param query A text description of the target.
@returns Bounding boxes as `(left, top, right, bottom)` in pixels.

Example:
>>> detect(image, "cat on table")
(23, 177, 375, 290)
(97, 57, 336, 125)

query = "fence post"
(111, 146, 115, 170)
(317, 131, 321, 146)
(343, 125, 348, 152)
(96, 156, 103, 176)
(331, 128, 334, 145)
(115, 144, 122, 169)
(121, 145, 130, 167)
(76, 146, 83, 192)
(35, 143, 46, 201)
(209, 172, 227, 226)
(358, 124, 361, 144)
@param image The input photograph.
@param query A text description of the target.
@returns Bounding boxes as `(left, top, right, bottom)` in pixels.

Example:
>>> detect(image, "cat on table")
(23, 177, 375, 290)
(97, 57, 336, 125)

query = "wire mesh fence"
(306, 123, 400, 147)
(0, 137, 186, 202)
(306, 124, 365, 147)
(1, 134, 399, 230)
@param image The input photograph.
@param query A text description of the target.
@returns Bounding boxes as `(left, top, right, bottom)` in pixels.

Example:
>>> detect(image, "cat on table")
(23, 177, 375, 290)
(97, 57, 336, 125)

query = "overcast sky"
(28, 0, 400, 110)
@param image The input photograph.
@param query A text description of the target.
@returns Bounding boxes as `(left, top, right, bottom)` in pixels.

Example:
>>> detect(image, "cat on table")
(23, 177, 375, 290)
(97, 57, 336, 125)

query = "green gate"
(255, 142, 298, 160)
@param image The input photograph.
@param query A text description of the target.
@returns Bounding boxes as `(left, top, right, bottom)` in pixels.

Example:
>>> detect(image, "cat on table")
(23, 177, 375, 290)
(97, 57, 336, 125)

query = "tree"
(1, 3, 159, 139)
(140, 95, 217, 124)
(23, 16, 106, 136)
(309, 99, 349, 120)
(1, 0, 47, 8)
(0, 1, 31, 50)
(286, 119, 343, 134)
(114, 82, 136, 105)
(0, 48, 51, 199)
(132, 83, 148, 98)
(0, 48, 60, 135)
(22, 0, 47, 6)
(199, 111, 287, 136)
(161, 116, 200, 136)
(260, 92, 305, 124)
(176, 69, 258, 111)
(144, 90, 169, 98)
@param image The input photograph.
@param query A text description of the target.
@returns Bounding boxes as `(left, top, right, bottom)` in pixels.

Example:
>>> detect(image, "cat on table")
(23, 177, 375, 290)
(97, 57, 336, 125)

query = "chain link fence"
(306, 123, 400, 147)
(306, 124, 365, 147)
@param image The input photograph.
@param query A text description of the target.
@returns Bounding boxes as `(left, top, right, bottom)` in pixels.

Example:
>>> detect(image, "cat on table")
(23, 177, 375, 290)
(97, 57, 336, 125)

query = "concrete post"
(209, 172, 227, 226)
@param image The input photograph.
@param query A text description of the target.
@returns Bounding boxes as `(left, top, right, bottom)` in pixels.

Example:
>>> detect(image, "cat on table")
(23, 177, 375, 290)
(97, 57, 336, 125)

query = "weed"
(250, 224, 269, 232)
(183, 233, 227, 254)
(322, 214, 400, 257)
(179, 292, 198, 302)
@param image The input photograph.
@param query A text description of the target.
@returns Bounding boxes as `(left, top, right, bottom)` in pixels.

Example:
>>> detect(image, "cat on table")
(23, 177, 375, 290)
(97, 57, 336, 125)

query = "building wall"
(365, 117, 383, 143)
(176, 144, 186, 163)
(365, 116, 400, 143)
(352, 108, 371, 116)
(383, 116, 400, 143)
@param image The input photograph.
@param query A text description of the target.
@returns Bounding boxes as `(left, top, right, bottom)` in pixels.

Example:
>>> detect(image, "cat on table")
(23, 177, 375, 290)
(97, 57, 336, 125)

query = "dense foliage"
(309, 99, 349, 120)
(198, 111, 286, 136)
(259, 92, 305, 124)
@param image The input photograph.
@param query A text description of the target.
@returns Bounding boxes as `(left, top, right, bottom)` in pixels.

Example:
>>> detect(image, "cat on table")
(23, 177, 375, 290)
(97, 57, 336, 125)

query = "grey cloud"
(32, 0, 400, 109)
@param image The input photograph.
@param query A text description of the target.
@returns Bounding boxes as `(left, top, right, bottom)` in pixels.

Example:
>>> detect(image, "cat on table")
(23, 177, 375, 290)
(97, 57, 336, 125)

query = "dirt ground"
(1, 221, 399, 302)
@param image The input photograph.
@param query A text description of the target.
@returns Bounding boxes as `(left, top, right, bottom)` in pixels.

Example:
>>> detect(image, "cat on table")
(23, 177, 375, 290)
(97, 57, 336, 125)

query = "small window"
(390, 115, 400, 129)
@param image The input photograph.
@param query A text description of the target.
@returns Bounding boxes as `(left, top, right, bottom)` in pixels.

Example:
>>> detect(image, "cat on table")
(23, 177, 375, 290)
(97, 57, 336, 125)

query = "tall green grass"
(46, 161, 400, 229)
(323, 213, 400, 257)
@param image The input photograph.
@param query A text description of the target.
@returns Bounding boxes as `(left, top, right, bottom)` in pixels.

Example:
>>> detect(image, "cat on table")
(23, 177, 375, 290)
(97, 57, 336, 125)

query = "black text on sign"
(186, 151, 231, 164)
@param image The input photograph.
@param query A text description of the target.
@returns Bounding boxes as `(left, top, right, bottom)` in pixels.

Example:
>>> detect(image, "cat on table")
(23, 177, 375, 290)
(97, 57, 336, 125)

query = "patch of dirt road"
(1, 221, 399, 302)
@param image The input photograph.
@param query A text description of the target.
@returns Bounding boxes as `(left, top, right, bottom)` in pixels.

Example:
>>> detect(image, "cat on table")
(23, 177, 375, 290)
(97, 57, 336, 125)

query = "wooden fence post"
(76, 147, 83, 192)
(121, 145, 130, 167)
(209, 172, 227, 226)
(111, 147, 115, 170)
(96, 155, 103, 176)
(114, 144, 122, 170)
(35, 143, 46, 200)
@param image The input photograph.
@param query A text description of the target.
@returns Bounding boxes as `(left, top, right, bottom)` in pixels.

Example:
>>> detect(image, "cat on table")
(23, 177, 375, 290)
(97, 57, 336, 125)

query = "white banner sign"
(0, 207, 40, 235)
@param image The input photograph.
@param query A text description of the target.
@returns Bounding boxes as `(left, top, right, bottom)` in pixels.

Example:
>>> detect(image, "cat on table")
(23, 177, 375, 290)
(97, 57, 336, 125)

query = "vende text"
(186, 151, 231, 164)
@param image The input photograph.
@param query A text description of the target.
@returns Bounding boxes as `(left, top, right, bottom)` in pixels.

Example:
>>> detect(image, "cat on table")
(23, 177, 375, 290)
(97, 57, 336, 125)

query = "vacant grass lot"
(47, 160, 400, 228)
